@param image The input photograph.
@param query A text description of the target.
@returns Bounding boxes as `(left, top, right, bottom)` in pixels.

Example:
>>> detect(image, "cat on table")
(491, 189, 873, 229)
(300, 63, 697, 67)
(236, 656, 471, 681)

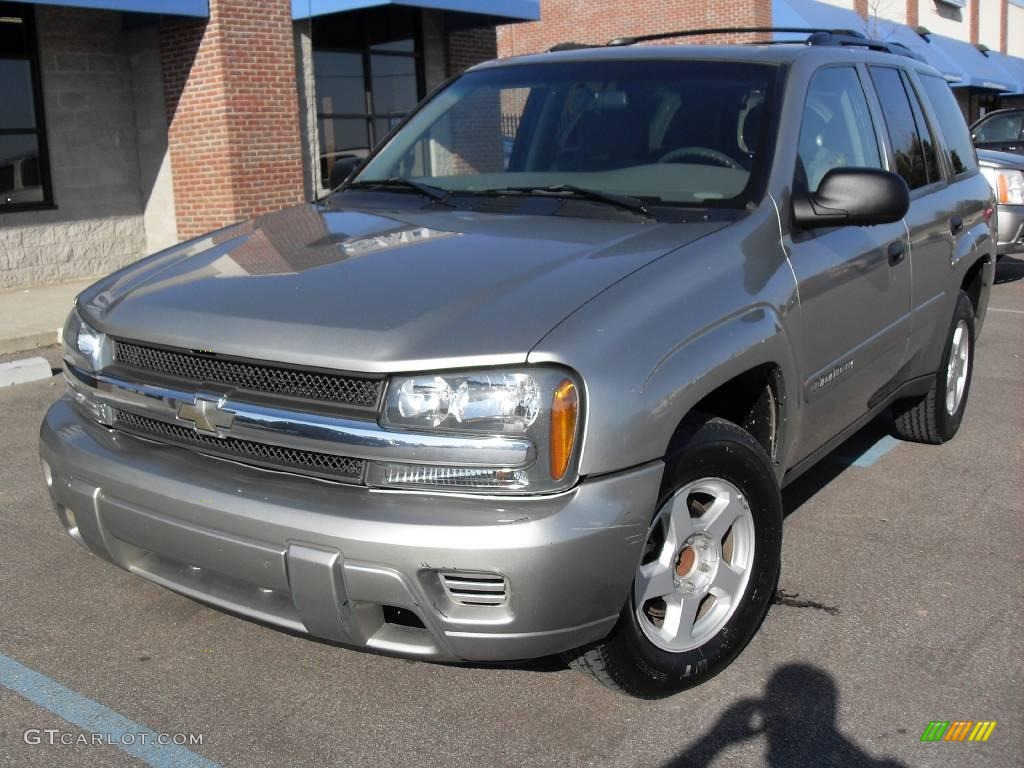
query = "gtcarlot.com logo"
(24, 729, 204, 747)
(920, 720, 997, 742)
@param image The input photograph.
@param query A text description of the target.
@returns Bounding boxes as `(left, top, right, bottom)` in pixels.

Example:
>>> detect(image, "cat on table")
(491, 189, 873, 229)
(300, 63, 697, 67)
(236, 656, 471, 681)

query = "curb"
(0, 329, 60, 357)
(0, 357, 55, 388)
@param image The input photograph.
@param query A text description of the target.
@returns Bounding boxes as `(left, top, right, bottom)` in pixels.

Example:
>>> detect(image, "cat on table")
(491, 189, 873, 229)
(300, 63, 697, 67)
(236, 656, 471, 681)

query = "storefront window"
(0, 3, 52, 210)
(312, 8, 424, 189)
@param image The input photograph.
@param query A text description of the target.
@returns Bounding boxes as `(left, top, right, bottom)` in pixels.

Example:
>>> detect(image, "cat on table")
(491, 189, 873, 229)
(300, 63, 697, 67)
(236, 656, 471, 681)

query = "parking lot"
(0, 257, 1021, 768)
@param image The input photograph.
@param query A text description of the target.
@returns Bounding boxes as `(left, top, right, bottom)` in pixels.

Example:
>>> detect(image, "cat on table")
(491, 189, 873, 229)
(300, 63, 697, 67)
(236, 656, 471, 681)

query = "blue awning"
(773, 0, 1014, 91)
(979, 50, 1024, 96)
(916, 32, 1015, 91)
(292, 0, 539, 22)
(12, 0, 208, 17)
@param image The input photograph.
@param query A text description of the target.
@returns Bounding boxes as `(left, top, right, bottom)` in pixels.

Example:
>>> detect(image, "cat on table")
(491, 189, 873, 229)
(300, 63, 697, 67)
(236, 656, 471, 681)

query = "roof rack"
(582, 26, 927, 63)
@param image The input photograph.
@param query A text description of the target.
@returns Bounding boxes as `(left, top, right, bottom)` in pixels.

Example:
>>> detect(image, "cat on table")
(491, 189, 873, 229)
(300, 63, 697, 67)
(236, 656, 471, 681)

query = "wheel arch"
(638, 305, 801, 480)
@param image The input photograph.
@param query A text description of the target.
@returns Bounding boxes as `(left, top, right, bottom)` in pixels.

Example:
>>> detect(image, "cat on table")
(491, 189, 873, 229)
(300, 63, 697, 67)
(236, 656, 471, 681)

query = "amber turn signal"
(549, 379, 578, 480)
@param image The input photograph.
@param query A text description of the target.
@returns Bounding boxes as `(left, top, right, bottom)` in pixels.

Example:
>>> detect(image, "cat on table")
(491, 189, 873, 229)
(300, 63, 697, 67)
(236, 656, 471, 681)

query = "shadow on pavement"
(781, 416, 892, 519)
(661, 663, 908, 768)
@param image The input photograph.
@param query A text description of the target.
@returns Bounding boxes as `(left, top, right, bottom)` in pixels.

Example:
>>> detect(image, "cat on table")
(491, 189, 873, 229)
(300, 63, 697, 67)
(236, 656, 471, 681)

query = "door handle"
(887, 241, 906, 267)
(950, 215, 964, 236)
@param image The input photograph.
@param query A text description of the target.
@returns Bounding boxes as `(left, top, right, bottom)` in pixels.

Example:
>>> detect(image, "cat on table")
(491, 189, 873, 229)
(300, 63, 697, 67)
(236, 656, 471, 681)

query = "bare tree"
(864, 0, 897, 40)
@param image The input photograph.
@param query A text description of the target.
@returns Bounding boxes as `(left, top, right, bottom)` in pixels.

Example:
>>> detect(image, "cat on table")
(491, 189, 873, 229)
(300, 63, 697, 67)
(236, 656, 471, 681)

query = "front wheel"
(566, 415, 782, 698)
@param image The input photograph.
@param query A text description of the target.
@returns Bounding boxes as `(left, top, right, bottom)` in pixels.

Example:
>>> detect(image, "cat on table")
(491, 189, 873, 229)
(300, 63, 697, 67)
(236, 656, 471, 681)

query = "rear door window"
(869, 66, 941, 189)
(918, 74, 978, 176)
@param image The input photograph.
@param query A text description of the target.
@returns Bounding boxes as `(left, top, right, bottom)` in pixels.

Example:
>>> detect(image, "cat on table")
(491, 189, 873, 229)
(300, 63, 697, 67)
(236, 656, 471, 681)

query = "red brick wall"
(496, 0, 773, 57)
(446, 26, 498, 76)
(160, 0, 304, 240)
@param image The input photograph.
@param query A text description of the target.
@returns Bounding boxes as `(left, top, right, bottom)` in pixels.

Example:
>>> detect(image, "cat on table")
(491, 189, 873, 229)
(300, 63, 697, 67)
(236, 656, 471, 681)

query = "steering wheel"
(658, 146, 742, 169)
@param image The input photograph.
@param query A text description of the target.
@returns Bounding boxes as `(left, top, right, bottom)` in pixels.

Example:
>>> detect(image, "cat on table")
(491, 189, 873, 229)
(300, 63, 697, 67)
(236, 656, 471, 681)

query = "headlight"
(62, 307, 112, 373)
(981, 167, 1024, 205)
(371, 367, 581, 494)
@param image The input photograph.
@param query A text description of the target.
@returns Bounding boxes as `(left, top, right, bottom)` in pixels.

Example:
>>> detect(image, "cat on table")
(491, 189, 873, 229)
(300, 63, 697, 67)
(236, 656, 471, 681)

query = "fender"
(528, 207, 802, 479)
(638, 305, 802, 481)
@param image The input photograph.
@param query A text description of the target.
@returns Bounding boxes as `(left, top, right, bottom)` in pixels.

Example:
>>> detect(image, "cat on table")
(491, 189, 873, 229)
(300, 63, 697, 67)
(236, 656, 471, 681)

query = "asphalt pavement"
(1, 258, 1021, 768)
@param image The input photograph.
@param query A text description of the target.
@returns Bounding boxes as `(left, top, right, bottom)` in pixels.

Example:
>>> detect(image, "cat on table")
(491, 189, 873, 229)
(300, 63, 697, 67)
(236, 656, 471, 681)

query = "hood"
(976, 148, 1024, 170)
(79, 203, 727, 373)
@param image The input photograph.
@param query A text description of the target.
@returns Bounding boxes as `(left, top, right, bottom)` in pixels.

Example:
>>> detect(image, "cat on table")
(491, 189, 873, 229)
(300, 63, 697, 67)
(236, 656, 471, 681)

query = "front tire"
(892, 290, 975, 445)
(567, 415, 782, 699)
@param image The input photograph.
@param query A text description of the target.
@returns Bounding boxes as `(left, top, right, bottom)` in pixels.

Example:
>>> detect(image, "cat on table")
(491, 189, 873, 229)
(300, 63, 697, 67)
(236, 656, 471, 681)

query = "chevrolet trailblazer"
(40, 28, 996, 698)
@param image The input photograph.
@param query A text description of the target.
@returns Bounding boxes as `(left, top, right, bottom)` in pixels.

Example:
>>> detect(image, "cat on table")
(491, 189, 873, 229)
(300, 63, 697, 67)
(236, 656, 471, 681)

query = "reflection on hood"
(207, 206, 459, 277)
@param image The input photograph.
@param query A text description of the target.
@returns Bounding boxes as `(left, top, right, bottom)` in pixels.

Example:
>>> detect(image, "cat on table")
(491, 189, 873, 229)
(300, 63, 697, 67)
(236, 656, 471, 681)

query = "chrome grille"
(113, 410, 364, 483)
(440, 573, 508, 606)
(113, 341, 382, 409)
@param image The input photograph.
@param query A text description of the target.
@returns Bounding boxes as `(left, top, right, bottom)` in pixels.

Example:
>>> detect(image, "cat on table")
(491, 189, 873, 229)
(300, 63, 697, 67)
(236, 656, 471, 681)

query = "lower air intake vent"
(440, 572, 508, 606)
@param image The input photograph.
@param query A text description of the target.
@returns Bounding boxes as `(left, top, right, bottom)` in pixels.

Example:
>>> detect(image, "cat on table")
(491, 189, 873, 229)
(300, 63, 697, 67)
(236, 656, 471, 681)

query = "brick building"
(499, 0, 1024, 118)
(0, 0, 535, 289)
(2, 0, 1023, 290)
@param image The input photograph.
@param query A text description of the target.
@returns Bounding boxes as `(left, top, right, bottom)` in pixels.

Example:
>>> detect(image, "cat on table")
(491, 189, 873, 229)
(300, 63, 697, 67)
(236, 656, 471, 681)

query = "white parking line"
(987, 307, 1024, 315)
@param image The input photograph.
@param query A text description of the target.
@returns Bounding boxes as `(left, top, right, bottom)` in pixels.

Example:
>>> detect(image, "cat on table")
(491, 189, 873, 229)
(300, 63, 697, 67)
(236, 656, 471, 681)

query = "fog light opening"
(382, 605, 426, 629)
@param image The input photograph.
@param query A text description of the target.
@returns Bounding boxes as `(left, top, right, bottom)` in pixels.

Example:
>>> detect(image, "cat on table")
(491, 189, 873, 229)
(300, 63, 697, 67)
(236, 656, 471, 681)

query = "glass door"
(313, 9, 424, 188)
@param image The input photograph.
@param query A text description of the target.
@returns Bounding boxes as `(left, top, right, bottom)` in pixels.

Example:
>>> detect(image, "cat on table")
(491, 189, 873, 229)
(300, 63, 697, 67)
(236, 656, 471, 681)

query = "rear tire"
(566, 414, 782, 699)
(892, 291, 975, 445)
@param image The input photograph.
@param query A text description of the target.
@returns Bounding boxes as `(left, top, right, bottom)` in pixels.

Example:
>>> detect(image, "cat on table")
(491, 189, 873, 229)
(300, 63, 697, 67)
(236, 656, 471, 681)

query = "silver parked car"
(40, 28, 996, 698)
(977, 148, 1024, 256)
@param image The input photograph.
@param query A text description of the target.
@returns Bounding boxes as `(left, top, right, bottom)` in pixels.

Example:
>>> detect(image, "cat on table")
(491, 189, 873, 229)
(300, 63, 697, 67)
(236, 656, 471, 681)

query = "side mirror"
(793, 168, 910, 228)
(328, 155, 363, 190)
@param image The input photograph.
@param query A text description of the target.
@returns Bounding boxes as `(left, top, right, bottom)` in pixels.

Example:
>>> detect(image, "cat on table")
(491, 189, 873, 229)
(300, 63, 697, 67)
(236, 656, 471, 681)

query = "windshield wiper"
(343, 177, 453, 205)
(475, 184, 653, 218)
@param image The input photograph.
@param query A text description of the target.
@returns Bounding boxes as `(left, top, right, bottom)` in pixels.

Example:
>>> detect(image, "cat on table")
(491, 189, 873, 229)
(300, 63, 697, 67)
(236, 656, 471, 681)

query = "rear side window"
(797, 66, 882, 193)
(919, 74, 978, 176)
(869, 66, 941, 189)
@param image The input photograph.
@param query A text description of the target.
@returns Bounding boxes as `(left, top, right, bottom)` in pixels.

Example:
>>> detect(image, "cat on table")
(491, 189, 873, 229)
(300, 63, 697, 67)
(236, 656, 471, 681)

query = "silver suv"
(40, 28, 996, 698)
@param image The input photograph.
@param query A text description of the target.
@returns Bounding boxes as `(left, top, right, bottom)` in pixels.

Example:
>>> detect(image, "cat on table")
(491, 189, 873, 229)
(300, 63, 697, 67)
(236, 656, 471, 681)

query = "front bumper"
(40, 397, 662, 662)
(996, 203, 1024, 256)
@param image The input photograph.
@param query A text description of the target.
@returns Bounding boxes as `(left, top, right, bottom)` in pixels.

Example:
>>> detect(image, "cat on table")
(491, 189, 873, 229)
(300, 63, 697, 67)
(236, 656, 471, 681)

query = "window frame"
(0, 3, 55, 213)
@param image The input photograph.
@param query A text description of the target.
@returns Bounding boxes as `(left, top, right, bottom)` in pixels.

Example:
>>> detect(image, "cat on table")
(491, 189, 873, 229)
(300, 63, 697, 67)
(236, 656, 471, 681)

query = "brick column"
(1000, 0, 1008, 53)
(906, 0, 918, 29)
(855, 0, 869, 20)
(160, 0, 304, 240)
(970, 0, 979, 43)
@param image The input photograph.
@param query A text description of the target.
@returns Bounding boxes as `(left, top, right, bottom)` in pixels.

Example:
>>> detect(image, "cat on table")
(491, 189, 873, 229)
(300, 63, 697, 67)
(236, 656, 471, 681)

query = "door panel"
(786, 65, 912, 459)
(787, 222, 911, 457)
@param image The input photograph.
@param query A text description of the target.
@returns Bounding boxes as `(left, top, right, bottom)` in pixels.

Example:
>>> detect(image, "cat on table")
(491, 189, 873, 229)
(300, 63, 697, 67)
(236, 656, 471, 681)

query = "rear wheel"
(892, 291, 975, 444)
(566, 415, 782, 699)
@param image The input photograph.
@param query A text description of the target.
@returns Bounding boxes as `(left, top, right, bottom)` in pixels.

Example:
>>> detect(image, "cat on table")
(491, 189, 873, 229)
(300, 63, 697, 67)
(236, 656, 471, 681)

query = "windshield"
(354, 59, 779, 208)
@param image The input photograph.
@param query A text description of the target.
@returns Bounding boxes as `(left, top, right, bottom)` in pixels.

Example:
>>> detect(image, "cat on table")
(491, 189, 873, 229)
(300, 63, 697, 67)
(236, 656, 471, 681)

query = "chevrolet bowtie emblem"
(177, 394, 235, 434)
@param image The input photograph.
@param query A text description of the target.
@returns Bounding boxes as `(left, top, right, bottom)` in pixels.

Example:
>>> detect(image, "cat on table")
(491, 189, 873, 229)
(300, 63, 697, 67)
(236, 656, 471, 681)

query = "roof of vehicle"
(473, 37, 945, 79)
(970, 106, 1024, 127)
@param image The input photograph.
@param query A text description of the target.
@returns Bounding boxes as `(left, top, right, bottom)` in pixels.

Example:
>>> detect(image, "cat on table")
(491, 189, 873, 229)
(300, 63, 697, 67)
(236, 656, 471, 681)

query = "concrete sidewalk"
(0, 278, 95, 355)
